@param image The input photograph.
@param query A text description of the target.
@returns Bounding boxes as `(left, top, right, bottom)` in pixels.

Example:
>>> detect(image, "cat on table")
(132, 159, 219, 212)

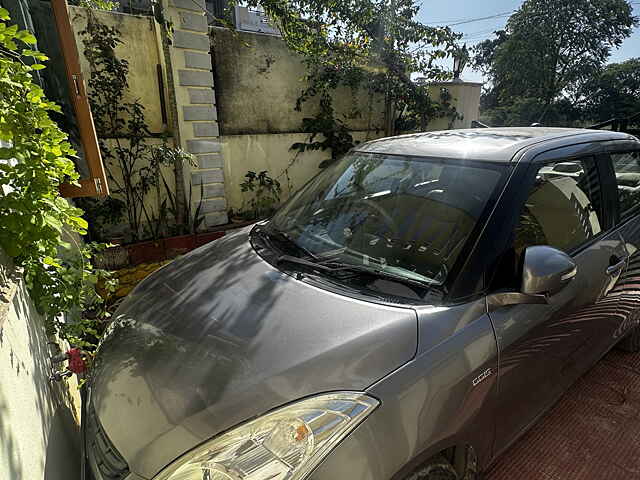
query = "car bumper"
(82, 386, 137, 480)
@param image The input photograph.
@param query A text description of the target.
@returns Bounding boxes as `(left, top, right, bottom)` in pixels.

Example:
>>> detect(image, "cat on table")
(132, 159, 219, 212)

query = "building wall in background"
(211, 28, 386, 211)
(427, 81, 483, 131)
(67, 5, 483, 220)
(222, 131, 381, 211)
(69, 6, 169, 134)
(212, 28, 385, 135)
(211, 28, 483, 212)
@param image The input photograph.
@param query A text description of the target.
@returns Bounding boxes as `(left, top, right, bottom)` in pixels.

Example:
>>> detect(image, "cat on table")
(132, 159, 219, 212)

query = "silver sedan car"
(83, 128, 640, 480)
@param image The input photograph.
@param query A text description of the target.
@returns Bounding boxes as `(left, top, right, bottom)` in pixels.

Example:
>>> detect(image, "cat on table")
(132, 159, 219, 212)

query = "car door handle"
(606, 259, 626, 276)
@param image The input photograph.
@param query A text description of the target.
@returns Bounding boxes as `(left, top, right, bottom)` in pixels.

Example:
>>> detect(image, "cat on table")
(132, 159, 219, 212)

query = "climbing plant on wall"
(79, 13, 152, 241)
(239, 0, 461, 166)
(78, 11, 197, 242)
(0, 8, 115, 347)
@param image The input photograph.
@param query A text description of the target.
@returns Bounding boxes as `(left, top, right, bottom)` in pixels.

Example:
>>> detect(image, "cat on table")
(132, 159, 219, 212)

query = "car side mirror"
(488, 245, 577, 311)
(522, 245, 577, 296)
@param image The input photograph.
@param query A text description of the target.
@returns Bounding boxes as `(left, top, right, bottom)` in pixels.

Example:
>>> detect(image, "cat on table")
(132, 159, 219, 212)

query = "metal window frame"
(52, 0, 109, 198)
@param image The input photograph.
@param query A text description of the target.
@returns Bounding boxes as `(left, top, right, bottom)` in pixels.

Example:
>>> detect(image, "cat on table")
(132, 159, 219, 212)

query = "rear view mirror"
(522, 245, 577, 296)
(488, 245, 577, 311)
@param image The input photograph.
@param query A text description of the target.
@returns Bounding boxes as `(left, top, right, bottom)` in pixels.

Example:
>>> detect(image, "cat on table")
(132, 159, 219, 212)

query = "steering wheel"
(353, 197, 401, 241)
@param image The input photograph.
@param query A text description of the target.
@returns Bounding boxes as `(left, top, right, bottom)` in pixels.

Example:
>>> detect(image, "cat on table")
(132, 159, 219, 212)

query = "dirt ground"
(486, 349, 640, 480)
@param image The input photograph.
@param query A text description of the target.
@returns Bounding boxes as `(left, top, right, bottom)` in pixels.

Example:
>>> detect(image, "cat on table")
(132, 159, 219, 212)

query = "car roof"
(355, 127, 636, 162)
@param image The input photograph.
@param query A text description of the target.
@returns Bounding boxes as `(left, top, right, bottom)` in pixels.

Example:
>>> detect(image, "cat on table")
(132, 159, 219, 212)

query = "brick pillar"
(164, 0, 227, 228)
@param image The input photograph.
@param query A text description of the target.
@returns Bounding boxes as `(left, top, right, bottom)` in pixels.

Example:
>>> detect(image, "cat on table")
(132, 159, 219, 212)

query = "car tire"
(403, 455, 457, 480)
(618, 325, 640, 352)
(403, 449, 479, 480)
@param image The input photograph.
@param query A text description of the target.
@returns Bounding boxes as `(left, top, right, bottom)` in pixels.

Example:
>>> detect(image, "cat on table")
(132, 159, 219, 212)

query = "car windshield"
(267, 152, 503, 286)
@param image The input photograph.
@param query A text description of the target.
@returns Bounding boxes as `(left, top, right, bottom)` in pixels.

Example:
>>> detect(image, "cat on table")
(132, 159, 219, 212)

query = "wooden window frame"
(51, 0, 109, 197)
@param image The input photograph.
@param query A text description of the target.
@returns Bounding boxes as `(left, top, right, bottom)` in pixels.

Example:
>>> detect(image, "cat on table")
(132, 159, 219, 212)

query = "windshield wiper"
(277, 254, 332, 271)
(254, 226, 320, 261)
(276, 255, 433, 290)
(324, 262, 435, 289)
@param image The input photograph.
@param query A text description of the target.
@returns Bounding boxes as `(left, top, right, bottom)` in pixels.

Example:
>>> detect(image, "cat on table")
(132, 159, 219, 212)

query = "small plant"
(152, 145, 206, 236)
(75, 196, 126, 242)
(240, 170, 282, 220)
(81, 14, 177, 242)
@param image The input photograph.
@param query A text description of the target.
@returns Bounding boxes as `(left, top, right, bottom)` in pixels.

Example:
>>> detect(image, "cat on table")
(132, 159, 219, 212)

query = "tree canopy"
(580, 58, 640, 121)
(473, 0, 637, 125)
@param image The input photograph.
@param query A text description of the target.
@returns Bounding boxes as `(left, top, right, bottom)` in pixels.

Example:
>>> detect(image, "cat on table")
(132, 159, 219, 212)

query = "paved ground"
(485, 349, 640, 480)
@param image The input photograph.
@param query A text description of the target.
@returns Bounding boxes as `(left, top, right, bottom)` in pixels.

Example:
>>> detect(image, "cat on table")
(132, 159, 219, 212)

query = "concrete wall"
(67, 6, 482, 223)
(211, 28, 386, 212)
(211, 29, 483, 213)
(427, 81, 483, 131)
(69, 6, 169, 134)
(211, 28, 385, 135)
(222, 130, 382, 211)
(0, 251, 81, 480)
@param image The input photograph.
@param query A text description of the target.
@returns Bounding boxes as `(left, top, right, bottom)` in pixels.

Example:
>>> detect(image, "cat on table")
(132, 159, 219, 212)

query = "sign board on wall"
(234, 6, 280, 36)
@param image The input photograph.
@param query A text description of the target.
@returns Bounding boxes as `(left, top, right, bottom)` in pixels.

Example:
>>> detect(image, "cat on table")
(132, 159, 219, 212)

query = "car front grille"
(86, 403, 130, 480)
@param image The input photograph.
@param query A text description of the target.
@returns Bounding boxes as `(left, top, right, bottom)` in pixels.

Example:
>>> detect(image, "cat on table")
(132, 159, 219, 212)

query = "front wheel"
(404, 455, 458, 480)
(403, 448, 479, 480)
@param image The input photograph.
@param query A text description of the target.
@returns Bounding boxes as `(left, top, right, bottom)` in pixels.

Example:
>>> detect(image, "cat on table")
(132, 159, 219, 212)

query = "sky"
(416, 0, 640, 83)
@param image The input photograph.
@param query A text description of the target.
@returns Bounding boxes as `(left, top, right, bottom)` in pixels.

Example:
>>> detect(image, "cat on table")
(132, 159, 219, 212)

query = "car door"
(488, 154, 628, 456)
(602, 145, 640, 340)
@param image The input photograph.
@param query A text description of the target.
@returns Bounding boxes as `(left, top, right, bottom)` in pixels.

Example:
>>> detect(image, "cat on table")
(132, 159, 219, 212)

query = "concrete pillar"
(427, 80, 483, 130)
(163, 0, 227, 228)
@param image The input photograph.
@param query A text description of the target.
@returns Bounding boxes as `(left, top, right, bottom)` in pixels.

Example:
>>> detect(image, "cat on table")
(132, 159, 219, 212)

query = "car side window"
(610, 151, 640, 221)
(513, 158, 603, 255)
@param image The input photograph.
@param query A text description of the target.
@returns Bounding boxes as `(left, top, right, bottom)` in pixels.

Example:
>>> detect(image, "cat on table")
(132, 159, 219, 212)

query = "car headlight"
(154, 392, 379, 480)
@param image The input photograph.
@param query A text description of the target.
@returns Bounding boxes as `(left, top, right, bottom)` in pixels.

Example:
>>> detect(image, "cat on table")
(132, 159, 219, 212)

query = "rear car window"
(611, 151, 640, 220)
(514, 158, 602, 254)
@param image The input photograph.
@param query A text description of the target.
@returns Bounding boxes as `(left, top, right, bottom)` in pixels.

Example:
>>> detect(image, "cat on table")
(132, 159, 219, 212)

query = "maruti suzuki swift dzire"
(84, 127, 640, 480)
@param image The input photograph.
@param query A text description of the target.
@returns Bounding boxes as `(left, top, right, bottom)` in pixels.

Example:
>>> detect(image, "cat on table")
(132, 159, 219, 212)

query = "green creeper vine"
(238, 0, 462, 168)
(78, 12, 197, 242)
(76, 0, 119, 10)
(0, 9, 114, 348)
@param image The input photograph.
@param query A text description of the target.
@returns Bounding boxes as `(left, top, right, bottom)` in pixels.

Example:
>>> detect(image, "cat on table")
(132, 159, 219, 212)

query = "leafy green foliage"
(238, 0, 460, 162)
(153, 145, 205, 236)
(479, 97, 583, 128)
(397, 85, 462, 132)
(240, 171, 282, 220)
(76, 0, 120, 11)
(80, 14, 200, 242)
(81, 14, 151, 241)
(0, 12, 81, 258)
(28, 242, 117, 348)
(0, 9, 114, 348)
(579, 58, 640, 122)
(473, 0, 637, 125)
(291, 96, 357, 169)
